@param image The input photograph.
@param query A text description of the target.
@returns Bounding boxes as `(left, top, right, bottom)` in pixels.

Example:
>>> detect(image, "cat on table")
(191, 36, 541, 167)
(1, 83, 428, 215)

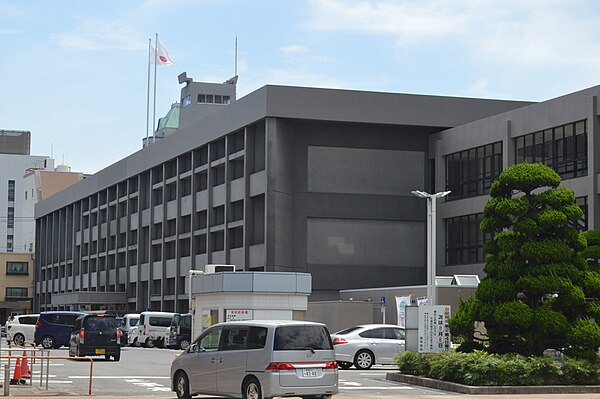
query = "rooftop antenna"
(235, 35, 238, 76)
(50, 143, 53, 159)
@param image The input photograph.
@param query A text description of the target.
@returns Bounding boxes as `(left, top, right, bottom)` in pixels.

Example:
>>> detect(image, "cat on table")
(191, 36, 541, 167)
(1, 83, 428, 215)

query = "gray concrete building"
(34, 79, 545, 313)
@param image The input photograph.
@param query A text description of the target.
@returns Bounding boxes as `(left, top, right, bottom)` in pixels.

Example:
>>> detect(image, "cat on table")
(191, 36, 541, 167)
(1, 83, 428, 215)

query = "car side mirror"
(188, 343, 197, 353)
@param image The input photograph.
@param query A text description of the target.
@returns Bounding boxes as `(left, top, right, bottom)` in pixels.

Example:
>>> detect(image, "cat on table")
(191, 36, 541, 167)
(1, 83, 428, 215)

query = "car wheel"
(146, 338, 155, 348)
(113, 352, 120, 361)
(105, 354, 111, 360)
(132, 337, 139, 347)
(242, 377, 262, 399)
(338, 361, 352, 370)
(41, 336, 55, 350)
(174, 371, 191, 399)
(179, 339, 190, 351)
(354, 349, 374, 370)
(12, 333, 25, 347)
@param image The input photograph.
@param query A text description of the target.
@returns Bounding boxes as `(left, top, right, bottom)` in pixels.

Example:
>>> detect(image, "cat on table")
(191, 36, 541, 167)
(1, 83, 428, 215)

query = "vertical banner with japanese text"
(395, 295, 411, 328)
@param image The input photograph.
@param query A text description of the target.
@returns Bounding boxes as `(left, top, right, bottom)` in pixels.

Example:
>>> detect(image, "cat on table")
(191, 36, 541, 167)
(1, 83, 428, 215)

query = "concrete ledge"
(386, 373, 600, 394)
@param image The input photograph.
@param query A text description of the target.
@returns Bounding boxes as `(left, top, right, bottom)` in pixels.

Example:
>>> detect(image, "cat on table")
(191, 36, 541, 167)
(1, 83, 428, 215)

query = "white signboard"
(418, 305, 451, 353)
(226, 309, 253, 321)
(395, 295, 411, 328)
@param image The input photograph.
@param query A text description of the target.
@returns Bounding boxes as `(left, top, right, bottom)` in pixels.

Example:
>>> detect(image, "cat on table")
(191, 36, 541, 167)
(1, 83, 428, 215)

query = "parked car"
(34, 311, 87, 349)
(68, 314, 121, 361)
(137, 311, 175, 348)
(170, 320, 338, 399)
(6, 314, 39, 346)
(119, 313, 140, 346)
(166, 313, 191, 350)
(128, 323, 140, 347)
(331, 324, 405, 370)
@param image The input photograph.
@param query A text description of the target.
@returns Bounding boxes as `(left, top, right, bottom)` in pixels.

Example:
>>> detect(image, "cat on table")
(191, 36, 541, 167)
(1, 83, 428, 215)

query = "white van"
(170, 320, 338, 399)
(120, 313, 140, 345)
(137, 311, 175, 348)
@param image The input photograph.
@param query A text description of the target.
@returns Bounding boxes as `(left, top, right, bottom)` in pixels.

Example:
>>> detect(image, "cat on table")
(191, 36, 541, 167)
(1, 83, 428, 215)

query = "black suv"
(167, 313, 191, 350)
(68, 314, 121, 361)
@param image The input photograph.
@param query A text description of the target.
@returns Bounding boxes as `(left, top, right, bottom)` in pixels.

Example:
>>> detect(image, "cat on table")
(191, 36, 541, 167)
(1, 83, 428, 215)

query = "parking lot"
(1, 346, 451, 397)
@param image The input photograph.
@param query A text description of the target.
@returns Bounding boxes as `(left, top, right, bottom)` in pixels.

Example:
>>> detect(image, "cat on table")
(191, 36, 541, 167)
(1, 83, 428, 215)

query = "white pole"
(431, 196, 437, 306)
(152, 33, 158, 138)
(426, 197, 433, 305)
(145, 38, 151, 145)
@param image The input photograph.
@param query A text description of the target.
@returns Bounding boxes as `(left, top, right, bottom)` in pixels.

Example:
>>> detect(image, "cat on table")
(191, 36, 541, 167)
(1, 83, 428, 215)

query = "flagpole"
(152, 33, 158, 142)
(145, 38, 151, 145)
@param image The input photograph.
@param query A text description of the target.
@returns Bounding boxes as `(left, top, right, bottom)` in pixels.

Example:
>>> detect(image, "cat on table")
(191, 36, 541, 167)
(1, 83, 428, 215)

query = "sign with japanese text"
(226, 309, 253, 322)
(417, 305, 451, 353)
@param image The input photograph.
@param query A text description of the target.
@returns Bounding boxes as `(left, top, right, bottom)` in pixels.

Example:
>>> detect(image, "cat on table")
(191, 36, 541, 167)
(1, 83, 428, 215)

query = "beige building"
(0, 253, 34, 322)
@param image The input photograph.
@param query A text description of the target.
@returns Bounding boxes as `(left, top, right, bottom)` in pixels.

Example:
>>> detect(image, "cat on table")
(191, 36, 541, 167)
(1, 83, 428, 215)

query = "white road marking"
(48, 381, 73, 384)
(340, 386, 414, 390)
(340, 381, 362, 386)
(69, 375, 170, 379)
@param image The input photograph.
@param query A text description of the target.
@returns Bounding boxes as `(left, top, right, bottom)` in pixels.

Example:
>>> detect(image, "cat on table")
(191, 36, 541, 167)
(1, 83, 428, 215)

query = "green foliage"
(449, 297, 477, 337)
(561, 357, 600, 384)
(533, 307, 569, 337)
(582, 230, 600, 246)
(475, 279, 517, 303)
(568, 319, 600, 351)
(493, 301, 533, 328)
(519, 240, 572, 265)
(456, 162, 600, 360)
(581, 271, 600, 298)
(395, 351, 600, 386)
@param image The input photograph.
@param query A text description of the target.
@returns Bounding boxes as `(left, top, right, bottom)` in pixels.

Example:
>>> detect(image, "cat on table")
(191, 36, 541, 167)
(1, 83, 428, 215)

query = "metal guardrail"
(0, 354, 94, 396)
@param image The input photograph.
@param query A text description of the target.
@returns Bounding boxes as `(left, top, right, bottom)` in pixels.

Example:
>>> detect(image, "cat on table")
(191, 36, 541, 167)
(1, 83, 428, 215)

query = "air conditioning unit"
(204, 264, 236, 274)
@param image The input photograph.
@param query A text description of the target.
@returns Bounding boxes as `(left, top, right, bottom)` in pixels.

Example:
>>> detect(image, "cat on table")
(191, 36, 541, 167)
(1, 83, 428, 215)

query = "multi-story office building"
(0, 130, 31, 155)
(0, 253, 34, 322)
(34, 77, 535, 313)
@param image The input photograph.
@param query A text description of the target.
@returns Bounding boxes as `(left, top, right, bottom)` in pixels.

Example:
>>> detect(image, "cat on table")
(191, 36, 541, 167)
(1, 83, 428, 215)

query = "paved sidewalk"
(8, 395, 600, 399)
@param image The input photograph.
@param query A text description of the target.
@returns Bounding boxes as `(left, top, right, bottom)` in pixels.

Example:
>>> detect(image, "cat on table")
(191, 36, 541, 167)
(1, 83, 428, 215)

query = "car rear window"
(274, 325, 333, 351)
(84, 317, 116, 331)
(18, 316, 38, 325)
(334, 326, 361, 335)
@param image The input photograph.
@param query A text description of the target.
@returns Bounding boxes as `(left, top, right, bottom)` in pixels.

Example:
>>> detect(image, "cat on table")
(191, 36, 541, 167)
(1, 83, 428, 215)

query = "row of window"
(445, 120, 588, 201)
(5, 287, 28, 299)
(182, 94, 232, 107)
(445, 197, 588, 265)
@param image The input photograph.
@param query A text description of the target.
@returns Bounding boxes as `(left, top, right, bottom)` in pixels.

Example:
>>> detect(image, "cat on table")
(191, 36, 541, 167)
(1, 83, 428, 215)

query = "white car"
(6, 314, 39, 347)
(331, 324, 405, 369)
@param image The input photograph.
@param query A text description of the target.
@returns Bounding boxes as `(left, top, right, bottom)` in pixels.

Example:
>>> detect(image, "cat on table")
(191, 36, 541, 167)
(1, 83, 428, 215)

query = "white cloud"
(281, 45, 309, 54)
(53, 17, 145, 51)
(308, 0, 469, 42)
(307, 0, 600, 87)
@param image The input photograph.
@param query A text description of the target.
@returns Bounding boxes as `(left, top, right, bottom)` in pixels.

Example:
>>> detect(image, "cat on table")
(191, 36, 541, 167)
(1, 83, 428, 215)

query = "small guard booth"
(190, 271, 311, 337)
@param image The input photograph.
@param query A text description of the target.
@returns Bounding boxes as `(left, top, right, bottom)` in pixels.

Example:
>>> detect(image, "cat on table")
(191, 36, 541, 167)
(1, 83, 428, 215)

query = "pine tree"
(450, 163, 600, 359)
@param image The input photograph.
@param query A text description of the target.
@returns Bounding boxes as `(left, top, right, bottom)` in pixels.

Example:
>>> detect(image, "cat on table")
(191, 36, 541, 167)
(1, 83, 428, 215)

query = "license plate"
(95, 348, 106, 355)
(302, 368, 319, 377)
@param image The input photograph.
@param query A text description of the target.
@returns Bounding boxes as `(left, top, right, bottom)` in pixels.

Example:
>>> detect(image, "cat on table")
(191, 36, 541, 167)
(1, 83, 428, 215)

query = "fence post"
(3, 364, 9, 396)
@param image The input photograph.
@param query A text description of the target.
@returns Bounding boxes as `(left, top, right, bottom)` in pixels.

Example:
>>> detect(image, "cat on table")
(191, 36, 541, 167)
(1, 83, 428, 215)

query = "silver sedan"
(331, 324, 405, 370)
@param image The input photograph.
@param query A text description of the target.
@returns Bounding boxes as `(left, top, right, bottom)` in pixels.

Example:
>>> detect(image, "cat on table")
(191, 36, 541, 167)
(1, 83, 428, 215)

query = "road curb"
(386, 372, 600, 394)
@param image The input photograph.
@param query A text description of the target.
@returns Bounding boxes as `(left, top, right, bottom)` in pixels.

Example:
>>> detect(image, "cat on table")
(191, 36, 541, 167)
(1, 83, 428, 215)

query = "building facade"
(434, 87, 600, 278)
(0, 253, 34, 323)
(33, 81, 533, 313)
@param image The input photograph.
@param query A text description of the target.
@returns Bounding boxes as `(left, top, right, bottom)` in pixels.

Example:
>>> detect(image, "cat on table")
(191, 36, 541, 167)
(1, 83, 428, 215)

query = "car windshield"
(274, 325, 333, 351)
(84, 317, 116, 331)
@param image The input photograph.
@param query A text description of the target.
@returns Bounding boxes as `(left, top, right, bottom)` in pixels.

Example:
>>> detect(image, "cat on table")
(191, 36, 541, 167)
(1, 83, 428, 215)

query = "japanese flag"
(150, 38, 174, 65)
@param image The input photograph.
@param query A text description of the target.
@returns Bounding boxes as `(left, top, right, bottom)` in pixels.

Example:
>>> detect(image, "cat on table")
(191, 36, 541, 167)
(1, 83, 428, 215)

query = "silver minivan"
(170, 320, 338, 399)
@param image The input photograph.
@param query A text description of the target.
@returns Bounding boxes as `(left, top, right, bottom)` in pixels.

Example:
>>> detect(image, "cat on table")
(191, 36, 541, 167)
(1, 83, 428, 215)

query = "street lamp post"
(411, 190, 451, 306)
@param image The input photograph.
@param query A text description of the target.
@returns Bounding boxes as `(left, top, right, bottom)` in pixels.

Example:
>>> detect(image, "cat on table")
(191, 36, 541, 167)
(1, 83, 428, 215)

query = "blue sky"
(2, 0, 600, 174)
